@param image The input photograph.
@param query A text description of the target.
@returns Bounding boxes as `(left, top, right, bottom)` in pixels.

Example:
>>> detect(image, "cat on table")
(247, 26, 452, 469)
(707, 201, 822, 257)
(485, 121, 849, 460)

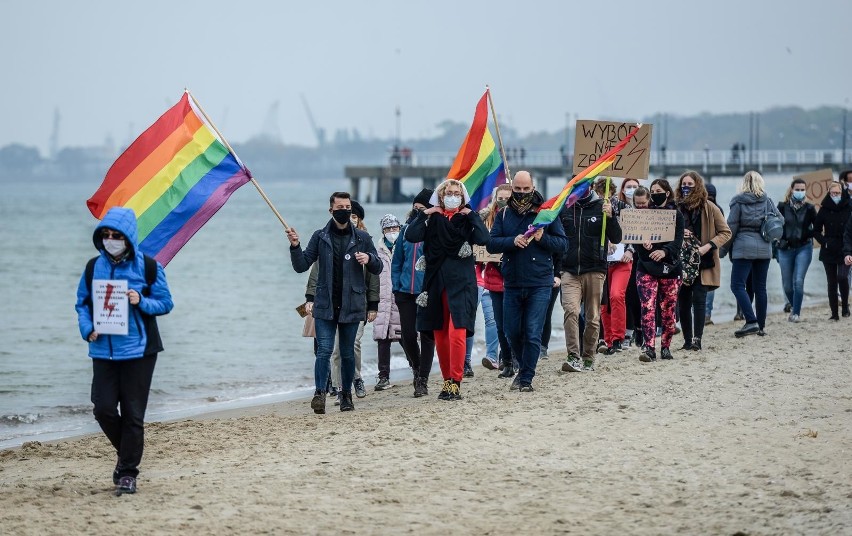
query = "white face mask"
(103, 238, 127, 257)
(623, 187, 637, 198)
(384, 231, 399, 243)
(443, 195, 462, 209)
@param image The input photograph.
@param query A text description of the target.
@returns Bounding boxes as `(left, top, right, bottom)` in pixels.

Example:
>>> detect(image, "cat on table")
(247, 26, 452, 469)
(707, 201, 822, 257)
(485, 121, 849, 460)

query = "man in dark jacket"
(487, 171, 568, 391)
(286, 192, 382, 414)
(559, 188, 622, 372)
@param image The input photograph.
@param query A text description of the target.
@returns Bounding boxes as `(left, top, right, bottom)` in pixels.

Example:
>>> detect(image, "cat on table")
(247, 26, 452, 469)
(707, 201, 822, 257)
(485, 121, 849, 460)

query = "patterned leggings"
(636, 272, 681, 350)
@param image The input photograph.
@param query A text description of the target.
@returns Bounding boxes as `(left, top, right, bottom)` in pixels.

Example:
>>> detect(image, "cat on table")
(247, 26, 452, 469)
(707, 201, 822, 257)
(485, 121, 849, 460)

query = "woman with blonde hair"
(674, 171, 731, 350)
(721, 171, 781, 337)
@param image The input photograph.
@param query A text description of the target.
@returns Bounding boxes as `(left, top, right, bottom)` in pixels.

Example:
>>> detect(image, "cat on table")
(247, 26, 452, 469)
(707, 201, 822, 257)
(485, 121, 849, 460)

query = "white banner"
(92, 279, 129, 336)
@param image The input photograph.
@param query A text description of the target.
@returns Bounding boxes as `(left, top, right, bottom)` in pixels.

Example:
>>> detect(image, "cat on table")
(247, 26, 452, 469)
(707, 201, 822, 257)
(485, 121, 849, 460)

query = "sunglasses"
(101, 231, 125, 240)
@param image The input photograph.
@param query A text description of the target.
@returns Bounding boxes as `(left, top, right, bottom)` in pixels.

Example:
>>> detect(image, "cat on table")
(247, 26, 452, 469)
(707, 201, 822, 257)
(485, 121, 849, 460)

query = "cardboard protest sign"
(473, 245, 502, 263)
(573, 121, 653, 180)
(92, 279, 128, 335)
(618, 209, 677, 244)
(792, 168, 834, 205)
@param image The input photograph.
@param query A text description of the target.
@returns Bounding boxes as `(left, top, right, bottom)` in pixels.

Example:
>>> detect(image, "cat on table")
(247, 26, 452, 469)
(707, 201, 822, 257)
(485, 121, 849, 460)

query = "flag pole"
(486, 86, 511, 181)
(600, 176, 611, 248)
(186, 89, 291, 231)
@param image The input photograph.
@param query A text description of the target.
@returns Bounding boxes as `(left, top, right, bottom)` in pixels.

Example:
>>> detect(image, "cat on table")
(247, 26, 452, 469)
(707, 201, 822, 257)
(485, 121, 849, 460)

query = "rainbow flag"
(525, 125, 641, 236)
(447, 91, 506, 210)
(87, 93, 251, 266)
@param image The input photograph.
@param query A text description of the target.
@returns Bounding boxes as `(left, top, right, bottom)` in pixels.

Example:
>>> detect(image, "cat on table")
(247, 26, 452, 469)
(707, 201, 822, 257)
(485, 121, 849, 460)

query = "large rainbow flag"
(447, 91, 506, 210)
(87, 92, 251, 266)
(525, 125, 642, 236)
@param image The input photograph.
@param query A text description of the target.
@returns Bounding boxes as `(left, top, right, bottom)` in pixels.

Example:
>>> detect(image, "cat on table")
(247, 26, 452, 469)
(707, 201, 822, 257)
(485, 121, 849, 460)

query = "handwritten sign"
(618, 209, 676, 244)
(573, 120, 653, 180)
(473, 245, 502, 263)
(92, 279, 128, 335)
(792, 168, 834, 205)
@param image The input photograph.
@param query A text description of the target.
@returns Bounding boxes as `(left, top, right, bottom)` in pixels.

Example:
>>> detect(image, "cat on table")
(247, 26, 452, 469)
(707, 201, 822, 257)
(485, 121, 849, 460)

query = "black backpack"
(85, 254, 164, 355)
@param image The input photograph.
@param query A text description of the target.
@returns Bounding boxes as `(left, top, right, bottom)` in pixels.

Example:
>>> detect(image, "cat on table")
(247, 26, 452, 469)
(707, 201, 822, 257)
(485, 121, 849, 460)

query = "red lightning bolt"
(103, 283, 117, 319)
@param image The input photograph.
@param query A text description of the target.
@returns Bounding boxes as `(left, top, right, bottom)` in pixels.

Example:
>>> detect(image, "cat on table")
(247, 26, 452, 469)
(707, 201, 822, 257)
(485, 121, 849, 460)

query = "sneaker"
(604, 345, 618, 356)
(830, 314, 840, 321)
(311, 390, 326, 414)
(463, 364, 474, 378)
(582, 359, 595, 371)
(660, 347, 673, 360)
(680, 341, 693, 351)
(327, 386, 339, 398)
(117, 476, 136, 494)
(704, 316, 714, 326)
(448, 380, 463, 400)
(783, 303, 792, 313)
(734, 312, 744, 321)
(354, 378, 367, 398)
(788, 314, 800, 323)
(519, 383, 534, 392)
(375, 377, 390, 391)
(113, 463, 120, 486)
(510, 376, 521, 391)
(611, 340, 623, 352)
(596, 340, 608, 354)
(623, 336, 633, 348)
(498, 365, 515, 378)
(334, 393, 341, 406)
(639, 345, 657, 362)
(692, 337, 701, 351)
(561, 353, 582, 372)
(539, 346, 549, 359)
(340, 391, 354, 411)
(734, 322, 760, 338)
(482, 357, 498, 370)
(757, 329, 766, 336)
(438, 379, 452, 400)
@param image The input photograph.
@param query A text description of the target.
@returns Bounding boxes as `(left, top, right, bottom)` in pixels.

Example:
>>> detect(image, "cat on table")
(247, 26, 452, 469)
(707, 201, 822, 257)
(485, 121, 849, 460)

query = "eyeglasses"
(101, 231, 125, 240)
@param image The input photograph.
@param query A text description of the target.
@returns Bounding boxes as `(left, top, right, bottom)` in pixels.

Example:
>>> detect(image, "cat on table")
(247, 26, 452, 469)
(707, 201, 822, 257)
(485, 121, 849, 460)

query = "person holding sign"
(775, 178, 817, 323)
(635, 179, 684, 362)
(75, 207, 174, 495)
(813, 182, 852, 320)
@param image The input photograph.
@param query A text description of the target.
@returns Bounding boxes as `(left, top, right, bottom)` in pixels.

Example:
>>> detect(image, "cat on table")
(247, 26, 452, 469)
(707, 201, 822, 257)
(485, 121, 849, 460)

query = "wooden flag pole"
(186, 89, 291, 231)
(486, 86, 511, 181)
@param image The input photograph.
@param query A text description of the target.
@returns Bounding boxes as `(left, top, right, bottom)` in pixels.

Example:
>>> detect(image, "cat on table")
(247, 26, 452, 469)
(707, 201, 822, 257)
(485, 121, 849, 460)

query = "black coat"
(405, 209, 489, 334)
(777, 201, 816, 250)
(634, 204, 685, 279)
(813, 195, 852, 264)
(558, 195, 623, 275)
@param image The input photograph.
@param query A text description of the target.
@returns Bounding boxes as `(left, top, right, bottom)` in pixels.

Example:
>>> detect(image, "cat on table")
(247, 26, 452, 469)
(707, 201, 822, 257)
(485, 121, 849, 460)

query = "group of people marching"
(285, 169, 852, 414)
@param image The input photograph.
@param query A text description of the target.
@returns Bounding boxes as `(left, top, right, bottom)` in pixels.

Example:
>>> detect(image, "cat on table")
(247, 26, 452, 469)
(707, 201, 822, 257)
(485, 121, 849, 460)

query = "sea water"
(0, 174, 827, 447)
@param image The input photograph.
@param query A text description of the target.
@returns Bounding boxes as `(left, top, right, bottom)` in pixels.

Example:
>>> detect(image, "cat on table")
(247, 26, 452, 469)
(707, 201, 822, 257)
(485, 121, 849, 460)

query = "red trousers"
(433, 290, 466, 382)
(601, 261, 631, 346)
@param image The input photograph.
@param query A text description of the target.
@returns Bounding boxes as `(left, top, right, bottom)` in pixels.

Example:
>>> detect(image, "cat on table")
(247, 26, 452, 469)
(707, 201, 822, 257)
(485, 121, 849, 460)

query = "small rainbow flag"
(447, 91, 506, 210)
(87, 92, 251, 266)
(525, 125, 641, 236)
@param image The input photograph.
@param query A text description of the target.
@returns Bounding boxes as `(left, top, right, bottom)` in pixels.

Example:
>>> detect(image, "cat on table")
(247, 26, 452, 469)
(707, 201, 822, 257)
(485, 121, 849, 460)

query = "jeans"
(705, 289, 715, 319)
(730, 258, 770, 328)
(331, 321, 364, 387)
(314, 317, 360, 393)
(777, 244, 813, 316)
(480, 287, 498, 360)
(91, 354, 157, 479)
(503, 285, 552, 385)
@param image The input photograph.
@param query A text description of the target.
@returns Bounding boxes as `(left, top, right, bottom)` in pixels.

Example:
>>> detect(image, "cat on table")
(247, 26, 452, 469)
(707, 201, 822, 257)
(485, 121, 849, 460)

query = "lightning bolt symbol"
(103, 283, 117, 319)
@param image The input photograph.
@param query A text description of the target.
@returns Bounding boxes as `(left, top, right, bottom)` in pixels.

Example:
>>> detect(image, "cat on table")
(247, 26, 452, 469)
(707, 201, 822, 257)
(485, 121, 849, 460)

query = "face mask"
(847, 183, 852, 192)
(512, 191, 533, 203)
(650, 193, 668, 207)
(791, 191, 806, 201)
(831, 195, 842, 204)
(680, 186, 692, 197)
(496, 199, 508, 208)
(443, 195, 462, 209)
(103, 239, 127, 257)
(332, 209, 352, 224)
(384, 231, 399, 243)
(623, 187, 637, 198)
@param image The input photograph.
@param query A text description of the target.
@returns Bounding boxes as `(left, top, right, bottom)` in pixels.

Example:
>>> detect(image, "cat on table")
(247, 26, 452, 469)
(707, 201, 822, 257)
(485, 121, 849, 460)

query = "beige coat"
(698, 202, 732, 289)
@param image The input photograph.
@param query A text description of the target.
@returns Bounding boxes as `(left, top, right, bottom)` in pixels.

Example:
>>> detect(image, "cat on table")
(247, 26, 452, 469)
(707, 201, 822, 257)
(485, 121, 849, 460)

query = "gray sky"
(4, 0, 851, 153)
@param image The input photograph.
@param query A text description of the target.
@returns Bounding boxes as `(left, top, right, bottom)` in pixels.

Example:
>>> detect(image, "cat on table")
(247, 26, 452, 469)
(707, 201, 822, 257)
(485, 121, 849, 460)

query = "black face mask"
(332, 209, 352, 224)
(650, 193, 668, 207)
(512, 191, 533, 203)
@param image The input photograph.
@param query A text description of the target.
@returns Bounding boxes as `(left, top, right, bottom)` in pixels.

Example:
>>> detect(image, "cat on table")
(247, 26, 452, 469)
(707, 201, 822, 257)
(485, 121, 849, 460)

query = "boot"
(339, 391, 354, 411)
(413, 374, 423, 397)
(498, 364, 515, 378)
(418, 376, 429, 397)
(310, 390, 326, 414)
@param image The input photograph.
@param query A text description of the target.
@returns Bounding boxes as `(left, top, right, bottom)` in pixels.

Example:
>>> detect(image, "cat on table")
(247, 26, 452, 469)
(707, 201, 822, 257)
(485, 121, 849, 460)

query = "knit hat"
(351, 200, 365, 220)
(705, 183, 717, 199)
(413, 188, 433, 208)
(379, 214, 401, 230)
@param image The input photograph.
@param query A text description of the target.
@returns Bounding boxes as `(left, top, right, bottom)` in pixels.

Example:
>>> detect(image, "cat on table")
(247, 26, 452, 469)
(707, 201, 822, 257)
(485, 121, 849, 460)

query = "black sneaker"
(734, 322, 760, 337)
(510, 376, 521, 390)
(339, 391, 354, 411)
(660, 347, 673, 360)
(519, 383, 534, 392)
(639, 346, 656, 362)
(604, 345, 618, 356)
(375, 377, 390, 391)
(692, 337, 701, 351)
(463, 364, 474, 378)
(596, 340, 608, 354)
(353, 378, 367, 399)
(498, 365, 515, 378)
(311, 390, 326, 414)
(611, 340, 623, 352)
(680, 341, 693, 351)
(117, 476, 136, 495)
(448, 380, 463, 400)
(438, 379, 452, 400)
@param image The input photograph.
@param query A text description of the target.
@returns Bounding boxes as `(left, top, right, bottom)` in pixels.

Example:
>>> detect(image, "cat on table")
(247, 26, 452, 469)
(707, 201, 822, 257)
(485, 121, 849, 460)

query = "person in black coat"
(813, 182, 852, 319)
(775, 178, 817, 322)
(404, 179, 489, 400)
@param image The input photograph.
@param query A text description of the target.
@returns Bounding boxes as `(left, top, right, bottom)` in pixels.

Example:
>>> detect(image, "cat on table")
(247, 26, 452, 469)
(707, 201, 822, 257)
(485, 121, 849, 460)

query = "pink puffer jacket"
(373, 241, 402, 340)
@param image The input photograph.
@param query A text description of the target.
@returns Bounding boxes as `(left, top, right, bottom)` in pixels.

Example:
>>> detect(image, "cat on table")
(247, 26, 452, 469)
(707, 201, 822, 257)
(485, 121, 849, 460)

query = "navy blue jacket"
(487, 206, 568, 288)
(290, 219, 382, 323)
(391, 223, 425, 295)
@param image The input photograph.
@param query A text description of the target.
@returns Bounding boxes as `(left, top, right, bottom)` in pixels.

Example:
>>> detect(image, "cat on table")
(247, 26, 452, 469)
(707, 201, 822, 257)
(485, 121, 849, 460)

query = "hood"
(530, 190, 545, 208)
(730, 192, 766, 206)
(575, 190, 599, 209)
(93, 207, 139, 259)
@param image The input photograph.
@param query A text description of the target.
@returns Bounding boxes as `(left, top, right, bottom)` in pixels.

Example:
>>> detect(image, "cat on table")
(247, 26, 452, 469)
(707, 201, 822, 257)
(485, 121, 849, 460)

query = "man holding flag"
(487, 171, 567, 391)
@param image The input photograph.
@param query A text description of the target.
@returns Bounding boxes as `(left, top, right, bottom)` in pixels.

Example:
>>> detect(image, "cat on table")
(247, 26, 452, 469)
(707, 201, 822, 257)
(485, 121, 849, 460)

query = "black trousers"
(393, 292, 434, 378)
(823, 261, 850, 316)
(91, 354, 157, 479)
(678, 282, 708, 342)
(377, 338, 404, 379)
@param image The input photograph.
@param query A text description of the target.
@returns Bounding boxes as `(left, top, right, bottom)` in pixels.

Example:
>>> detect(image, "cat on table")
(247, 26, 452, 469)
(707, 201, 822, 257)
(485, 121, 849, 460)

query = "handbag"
(679, 235, 701, 286)
(760, 198, 784, 243)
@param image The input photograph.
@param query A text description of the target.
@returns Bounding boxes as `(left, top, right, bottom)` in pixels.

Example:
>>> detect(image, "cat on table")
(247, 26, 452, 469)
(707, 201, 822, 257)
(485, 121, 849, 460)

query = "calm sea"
(0, 174, 827, 447)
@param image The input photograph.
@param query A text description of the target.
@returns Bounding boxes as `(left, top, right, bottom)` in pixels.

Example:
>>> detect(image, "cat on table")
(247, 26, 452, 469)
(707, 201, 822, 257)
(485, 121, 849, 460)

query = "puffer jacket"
(75, 207, 174, 360)
(373, 240, 401, 340)
(814, 194, 852, 264)
(391, 223, 425, 295)
(724, 192, 781, 260)
(480, 262, 504, 292)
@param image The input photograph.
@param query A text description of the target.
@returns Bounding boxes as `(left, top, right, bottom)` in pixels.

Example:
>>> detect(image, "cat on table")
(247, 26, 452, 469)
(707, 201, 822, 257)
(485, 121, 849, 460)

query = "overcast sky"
(4, 0, 851, 153)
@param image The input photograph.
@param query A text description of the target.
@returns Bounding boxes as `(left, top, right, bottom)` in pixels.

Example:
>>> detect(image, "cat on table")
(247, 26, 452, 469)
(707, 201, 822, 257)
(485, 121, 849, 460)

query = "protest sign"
(473, 245, 502, 263)
(618, 209, 677, 244)
(92, 279, 128, 335)
(573, 121, 653, 180)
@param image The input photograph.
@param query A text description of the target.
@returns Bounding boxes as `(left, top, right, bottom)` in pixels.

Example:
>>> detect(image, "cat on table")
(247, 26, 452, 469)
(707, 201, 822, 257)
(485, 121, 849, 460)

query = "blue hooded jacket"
(75, 207, 174, 360)
(391, 222, 425, 294)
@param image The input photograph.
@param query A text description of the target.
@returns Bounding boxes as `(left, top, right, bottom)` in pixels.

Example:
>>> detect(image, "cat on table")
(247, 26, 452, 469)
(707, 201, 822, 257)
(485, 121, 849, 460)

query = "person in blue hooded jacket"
(75, 207, 174, 495)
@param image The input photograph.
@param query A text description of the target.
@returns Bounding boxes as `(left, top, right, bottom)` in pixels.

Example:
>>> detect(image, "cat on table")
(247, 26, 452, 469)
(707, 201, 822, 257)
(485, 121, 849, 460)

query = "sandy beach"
(1, 306, 850, 535)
